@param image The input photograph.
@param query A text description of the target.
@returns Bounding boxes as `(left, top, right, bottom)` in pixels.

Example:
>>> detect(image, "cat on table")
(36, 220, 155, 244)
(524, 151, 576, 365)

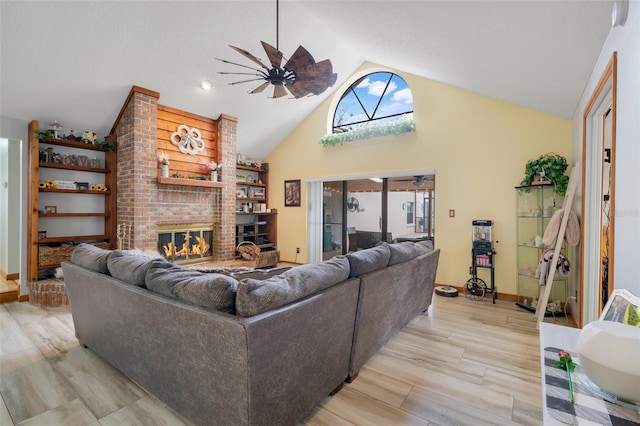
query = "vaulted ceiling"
(1, 1, 612, 159)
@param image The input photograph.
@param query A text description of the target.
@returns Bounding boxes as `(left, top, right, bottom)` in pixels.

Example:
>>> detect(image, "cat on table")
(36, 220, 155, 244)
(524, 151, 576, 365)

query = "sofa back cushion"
(345, 244, 391, 278)
(235, 255, 350, 317)
(107, 251, 155, 287)
(70, 243, 112, 274)
(145, 259, 238, 314)
(387, 241, 422, 266)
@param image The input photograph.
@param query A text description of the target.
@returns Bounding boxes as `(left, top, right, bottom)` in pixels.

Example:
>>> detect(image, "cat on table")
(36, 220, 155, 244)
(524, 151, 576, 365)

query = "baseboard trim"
(19, 294, 29, 302)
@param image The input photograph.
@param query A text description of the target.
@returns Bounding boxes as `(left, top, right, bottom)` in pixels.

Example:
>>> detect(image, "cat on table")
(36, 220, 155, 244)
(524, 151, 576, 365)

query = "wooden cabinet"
(28, 120, 117, 280)
(235, 164, 278, 266)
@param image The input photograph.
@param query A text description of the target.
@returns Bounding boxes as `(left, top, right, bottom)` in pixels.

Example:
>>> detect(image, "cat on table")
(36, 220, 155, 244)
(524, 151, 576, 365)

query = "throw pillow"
(145, 259, 238, 314)
(107, 250, 155, 287)
(345, 244, 391, 278)
(70, 243, 112, 274)
(235, 255, 350, 317)
(388, 241, 421, 266)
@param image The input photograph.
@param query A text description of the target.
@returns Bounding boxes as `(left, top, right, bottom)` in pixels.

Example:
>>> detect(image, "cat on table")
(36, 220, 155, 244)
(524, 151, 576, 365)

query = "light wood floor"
(0, 293, 574, 425)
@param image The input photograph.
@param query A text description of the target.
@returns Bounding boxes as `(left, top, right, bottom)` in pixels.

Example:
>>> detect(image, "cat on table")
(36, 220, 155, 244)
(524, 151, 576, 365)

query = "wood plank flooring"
(0, 292, 574, 425)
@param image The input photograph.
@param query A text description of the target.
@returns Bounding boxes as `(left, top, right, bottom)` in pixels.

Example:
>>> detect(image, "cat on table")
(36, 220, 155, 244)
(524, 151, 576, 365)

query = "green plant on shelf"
(519, 153, 569, 195)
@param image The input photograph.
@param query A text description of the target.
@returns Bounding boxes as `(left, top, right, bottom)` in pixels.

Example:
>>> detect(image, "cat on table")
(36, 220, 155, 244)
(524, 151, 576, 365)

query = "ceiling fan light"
(200, 80, 212, 91)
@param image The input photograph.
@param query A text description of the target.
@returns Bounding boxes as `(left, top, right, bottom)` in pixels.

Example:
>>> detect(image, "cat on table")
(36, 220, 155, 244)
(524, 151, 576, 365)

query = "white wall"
(1, 116, 29, 293)
(572, 3, 640, 322)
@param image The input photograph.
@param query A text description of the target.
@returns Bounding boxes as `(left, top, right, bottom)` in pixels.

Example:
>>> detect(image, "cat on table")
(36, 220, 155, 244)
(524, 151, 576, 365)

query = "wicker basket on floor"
(236, 241, 279, 268)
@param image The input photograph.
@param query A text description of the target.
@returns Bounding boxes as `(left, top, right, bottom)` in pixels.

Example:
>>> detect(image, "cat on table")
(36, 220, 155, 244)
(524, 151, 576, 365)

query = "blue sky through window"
(333, 72, 413, 131)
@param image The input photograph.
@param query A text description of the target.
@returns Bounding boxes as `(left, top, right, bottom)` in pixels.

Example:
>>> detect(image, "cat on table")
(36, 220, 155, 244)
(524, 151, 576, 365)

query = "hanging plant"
(519, 153, 569, 195)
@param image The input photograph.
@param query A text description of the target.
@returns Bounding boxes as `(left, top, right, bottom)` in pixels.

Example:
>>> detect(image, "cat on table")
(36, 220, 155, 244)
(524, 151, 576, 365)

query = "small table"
(539, 323, 581, 425)
(539, 323, 639, 425)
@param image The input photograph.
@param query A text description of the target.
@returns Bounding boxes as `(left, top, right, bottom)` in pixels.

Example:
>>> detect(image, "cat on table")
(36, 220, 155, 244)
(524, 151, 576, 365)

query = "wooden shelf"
(38, 213, 109, 218)
(41, 137, 111, 152)
(39, 162, 108, 173)
(236, 165, 266, 172)
(28, 120, 117, 282)
(235, 211, 277, 216)
(157, 176, 224, 188)
(38, 234, 110, 244)
(236, 197, 266, 202)
(40, 188, 110, 195)
(236, 181, 266, 187)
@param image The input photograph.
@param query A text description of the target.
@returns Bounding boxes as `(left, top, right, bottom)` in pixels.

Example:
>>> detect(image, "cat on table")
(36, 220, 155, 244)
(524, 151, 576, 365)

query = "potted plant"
(158, 152, 170, 177)
(519, 153, 569, 195)
(208, 161, 221, 181)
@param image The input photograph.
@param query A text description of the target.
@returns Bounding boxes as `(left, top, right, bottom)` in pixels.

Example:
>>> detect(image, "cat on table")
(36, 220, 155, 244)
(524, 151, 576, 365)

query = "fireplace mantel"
(157, 176, 225, 188)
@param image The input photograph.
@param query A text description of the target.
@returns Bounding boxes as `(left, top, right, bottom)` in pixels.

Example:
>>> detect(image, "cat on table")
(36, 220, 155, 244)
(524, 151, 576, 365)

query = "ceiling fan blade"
(218, 72, 265, 77)
(229, 45, 270, 70)
(286, 83, 310, 99)
(284, 45, 315, 73)
(272, 84, 288, 98)
(250, 81, 270, 94)
(291, 59, 336, 95)
(229, 78, 266, 85)
(261, 41, 283, 69)
(215, 58, 264, 73)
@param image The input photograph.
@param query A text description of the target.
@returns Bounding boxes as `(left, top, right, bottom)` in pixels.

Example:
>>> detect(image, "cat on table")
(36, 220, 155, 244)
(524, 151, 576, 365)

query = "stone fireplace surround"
(29, 86, 238, 307)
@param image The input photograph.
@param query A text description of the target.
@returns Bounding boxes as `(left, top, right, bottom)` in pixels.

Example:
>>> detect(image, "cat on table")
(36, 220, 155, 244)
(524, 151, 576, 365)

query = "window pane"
(333, 72, 414, 134)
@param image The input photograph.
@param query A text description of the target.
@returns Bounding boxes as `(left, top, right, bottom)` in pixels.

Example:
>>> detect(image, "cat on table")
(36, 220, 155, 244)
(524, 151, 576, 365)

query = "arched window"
(330, 72, 414, 141)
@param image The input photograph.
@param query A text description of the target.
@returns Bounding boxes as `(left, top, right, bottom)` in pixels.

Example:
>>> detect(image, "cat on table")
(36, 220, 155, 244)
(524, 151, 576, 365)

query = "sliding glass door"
(321, 174, 435, 259)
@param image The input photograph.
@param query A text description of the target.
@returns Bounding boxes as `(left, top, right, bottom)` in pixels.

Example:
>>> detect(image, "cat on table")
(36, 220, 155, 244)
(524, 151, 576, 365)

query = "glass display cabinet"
(515, 184, 568, 315)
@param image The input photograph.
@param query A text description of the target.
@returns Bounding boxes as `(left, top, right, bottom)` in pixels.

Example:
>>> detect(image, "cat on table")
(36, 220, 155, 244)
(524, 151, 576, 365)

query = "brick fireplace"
(111, 86, 237, 261)
(29, 86, 238, 307)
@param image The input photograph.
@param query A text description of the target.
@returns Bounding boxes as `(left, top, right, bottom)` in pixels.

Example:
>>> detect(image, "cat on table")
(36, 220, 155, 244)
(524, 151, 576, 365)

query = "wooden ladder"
(535, 163, 581, 324)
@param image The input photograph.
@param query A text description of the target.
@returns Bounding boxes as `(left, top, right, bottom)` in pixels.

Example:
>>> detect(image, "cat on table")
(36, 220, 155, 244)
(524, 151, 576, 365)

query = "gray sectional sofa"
(62, 241, 440, 426)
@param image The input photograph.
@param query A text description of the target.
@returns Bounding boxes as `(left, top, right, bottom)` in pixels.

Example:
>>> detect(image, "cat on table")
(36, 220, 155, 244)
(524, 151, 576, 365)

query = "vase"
(161, 165, 169, 178)
(211, 171, 218, 182)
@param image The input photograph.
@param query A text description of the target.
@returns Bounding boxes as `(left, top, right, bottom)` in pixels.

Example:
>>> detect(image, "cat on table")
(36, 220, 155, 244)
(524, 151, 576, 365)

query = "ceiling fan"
(396, 175, 435, 187)
(216, 0, 337, 99)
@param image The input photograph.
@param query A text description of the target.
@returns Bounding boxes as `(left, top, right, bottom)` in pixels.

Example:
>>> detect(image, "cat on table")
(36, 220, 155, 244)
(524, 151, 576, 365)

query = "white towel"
(542, 208, 580, 247)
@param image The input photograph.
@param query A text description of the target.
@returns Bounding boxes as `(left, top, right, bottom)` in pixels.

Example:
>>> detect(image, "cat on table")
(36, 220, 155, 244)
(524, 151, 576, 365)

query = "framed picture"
(284, 179, 301, 207)
(44, 205, 57, 214)
(237, 187, 247, 198)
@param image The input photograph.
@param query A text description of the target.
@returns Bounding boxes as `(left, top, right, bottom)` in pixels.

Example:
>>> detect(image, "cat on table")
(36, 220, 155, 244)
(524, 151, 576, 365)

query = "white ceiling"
(1, 1, 612, 159)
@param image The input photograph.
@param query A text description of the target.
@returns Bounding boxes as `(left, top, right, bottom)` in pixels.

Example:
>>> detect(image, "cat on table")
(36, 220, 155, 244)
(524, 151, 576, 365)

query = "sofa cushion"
(107, 251, 155, 287)
(236, 255, 350, 317)
(145, 259, 238, 314)
(346, 244, 391, 278)
(388, 241, 421, 266)
(416, 239, 434, 251)
(70, 243, 112, 274)
(414, 240, 433, 255)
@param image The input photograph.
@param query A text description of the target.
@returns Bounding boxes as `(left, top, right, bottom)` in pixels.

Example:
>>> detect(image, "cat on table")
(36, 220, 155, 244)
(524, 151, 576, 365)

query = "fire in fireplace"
(157, 223, 215, 264)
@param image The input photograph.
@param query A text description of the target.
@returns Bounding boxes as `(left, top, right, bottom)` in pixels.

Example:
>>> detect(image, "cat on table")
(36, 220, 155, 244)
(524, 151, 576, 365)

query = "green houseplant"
(519, 153, 569, 195)
(320, 116, 416, 146)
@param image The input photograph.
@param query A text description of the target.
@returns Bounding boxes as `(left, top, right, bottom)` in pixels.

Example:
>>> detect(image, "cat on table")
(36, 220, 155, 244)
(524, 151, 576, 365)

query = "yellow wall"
(266, 63, 571, 296)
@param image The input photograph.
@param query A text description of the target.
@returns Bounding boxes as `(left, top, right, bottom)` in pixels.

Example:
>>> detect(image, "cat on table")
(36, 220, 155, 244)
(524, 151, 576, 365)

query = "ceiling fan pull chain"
(276, 0, 279, 51)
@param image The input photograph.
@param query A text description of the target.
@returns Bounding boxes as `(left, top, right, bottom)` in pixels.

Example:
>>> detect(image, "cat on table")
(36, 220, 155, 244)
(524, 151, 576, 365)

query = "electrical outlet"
(296, 247, 300, 254)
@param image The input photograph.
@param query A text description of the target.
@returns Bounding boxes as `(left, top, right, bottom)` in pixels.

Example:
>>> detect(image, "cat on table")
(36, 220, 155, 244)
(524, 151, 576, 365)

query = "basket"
(236, 241, 279, 268)
(236, 241, 260, 260)
(38, 242, 109, 266)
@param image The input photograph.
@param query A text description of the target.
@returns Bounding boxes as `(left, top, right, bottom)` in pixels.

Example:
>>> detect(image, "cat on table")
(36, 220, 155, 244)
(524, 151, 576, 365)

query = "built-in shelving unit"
(28, 120, 117, 280)
(235, 164, 278, 266)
